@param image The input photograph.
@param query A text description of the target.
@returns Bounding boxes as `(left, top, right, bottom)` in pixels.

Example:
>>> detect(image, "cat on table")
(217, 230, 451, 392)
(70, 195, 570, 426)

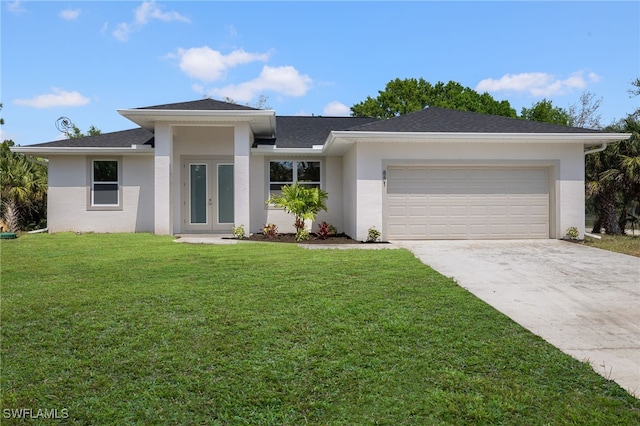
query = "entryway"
(182, 160, 234, 232)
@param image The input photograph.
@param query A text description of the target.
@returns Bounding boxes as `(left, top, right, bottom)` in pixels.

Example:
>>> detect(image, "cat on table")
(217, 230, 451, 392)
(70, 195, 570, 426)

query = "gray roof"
(136, 98, 259, 111)
(25, 101, 609, 150)
(348, 107, 604, 133)
(28, 128, 154, 148)
(255, 116, 380, 148)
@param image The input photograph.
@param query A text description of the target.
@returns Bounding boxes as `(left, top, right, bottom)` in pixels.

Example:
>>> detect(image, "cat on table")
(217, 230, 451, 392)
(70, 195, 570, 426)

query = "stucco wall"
(342, 146, 358, 239)
(250, 156, 344, 235)
(171, 126, 235, 233)
(47, 155, 154, 233)
(350, 141, 585, 241)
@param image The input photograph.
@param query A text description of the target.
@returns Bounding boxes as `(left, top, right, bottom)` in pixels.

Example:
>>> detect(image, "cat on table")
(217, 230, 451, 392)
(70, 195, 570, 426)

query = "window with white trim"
(92, 160, 119, 206)
(269, 160, 321, 191)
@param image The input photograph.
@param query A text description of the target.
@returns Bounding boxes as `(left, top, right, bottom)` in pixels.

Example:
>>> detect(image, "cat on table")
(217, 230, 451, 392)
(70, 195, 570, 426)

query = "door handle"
(208, 198, 212, 206)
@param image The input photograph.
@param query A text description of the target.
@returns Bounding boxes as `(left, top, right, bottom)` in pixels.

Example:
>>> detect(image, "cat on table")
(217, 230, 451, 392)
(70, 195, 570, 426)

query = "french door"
(183, 160, 234, 232)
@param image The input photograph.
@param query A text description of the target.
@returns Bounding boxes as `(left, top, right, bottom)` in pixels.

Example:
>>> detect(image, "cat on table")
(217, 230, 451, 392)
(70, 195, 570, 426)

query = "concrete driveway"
(393, 239, 640, 397)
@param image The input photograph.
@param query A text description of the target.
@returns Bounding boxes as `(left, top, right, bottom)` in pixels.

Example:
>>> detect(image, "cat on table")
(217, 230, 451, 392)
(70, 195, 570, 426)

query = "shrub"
(295, 228, 310, 242)
(367, 227, 381, 243)
(262, 223, 278, 239)
(231, 225, 245, 239)
(315, 221, 336, 240)
(565, 226, 579, 240)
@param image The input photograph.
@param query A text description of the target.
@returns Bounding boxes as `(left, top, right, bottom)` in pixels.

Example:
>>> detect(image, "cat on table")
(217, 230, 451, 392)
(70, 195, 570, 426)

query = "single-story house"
(12, 99, 629, 240)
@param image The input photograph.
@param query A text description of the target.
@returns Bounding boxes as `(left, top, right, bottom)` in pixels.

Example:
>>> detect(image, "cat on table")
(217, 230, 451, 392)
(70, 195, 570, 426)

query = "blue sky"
(2, 1, 639, 145)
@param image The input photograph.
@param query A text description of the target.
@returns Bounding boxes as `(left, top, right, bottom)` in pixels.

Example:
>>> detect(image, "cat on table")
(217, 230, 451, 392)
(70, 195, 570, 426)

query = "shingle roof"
(347, 107, 604, 133)
(26, 103, 609, 150)
(28, 128, 154, 148)
(136, 98, 259, 111)
(256, 116, 380, 148)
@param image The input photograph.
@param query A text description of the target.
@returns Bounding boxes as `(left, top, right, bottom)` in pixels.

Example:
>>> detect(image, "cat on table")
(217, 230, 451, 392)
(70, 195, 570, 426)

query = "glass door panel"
(190, 163, 208, 224)
(218, 164, 234, 224)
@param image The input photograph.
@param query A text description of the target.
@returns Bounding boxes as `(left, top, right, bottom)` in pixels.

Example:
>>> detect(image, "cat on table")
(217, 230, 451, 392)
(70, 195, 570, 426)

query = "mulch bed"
(247, 233, 363, 244)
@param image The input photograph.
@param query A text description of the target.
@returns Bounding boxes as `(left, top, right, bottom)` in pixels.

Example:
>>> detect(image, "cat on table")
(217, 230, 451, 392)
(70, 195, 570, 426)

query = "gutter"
(11, 145, 154, 156)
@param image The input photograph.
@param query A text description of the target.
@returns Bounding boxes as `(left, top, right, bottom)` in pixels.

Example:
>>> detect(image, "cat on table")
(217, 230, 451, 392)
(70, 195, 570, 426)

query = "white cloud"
(168, 47, 270, 82)
(14, 88, 90, 109)
(323, 101, 350, 116)
(113, 1, 189, 41)
(135, 1, 189, 25)
(7, 1, 26, 14)
(207, 65, 313, 102)
(112, 22, 131, 42)
(476, 71, 602, 97)
(59, 9, 81, 20)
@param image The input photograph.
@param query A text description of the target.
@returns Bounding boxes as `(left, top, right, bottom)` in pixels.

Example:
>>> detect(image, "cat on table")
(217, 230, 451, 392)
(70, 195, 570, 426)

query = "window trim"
(268, 159, 322, 191)
(266, 159, 323, 210)
(87, 157, 123, 211)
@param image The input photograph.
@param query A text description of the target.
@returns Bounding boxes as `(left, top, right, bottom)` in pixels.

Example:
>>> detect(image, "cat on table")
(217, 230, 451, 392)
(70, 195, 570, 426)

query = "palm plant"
(1, 142, 48, 231)
(267, 182, 328, 241)
(587, 116, 640, 234)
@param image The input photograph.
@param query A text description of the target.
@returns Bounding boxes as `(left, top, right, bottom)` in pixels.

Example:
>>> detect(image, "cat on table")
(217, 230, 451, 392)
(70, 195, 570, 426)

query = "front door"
(183, 160, 234, 232)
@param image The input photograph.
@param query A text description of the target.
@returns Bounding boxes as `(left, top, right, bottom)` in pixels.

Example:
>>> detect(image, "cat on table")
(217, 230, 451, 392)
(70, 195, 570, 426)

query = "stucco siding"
(171, 126, 235, 233)
(342, 146, 358, 239)
(47, 155, 154, 233)
(351, 141, 585, 241)
(253, 156, 344, 235)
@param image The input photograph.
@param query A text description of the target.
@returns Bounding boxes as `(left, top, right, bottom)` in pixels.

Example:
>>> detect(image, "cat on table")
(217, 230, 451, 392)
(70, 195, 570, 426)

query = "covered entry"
(385, 166, 550, 239)
(182, 160, 234, 232)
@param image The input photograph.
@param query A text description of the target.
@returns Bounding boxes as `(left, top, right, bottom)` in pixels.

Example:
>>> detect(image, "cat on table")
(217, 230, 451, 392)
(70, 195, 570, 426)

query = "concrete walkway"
(393, 239, 640, 397)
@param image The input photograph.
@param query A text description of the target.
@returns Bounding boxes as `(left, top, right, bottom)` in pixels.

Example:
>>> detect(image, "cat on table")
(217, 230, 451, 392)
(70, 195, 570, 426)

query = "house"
(12, 99, 629, 241)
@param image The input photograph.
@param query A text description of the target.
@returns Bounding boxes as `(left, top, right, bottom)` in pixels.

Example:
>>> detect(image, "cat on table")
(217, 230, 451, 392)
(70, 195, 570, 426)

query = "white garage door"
(386, 166, 549, 239)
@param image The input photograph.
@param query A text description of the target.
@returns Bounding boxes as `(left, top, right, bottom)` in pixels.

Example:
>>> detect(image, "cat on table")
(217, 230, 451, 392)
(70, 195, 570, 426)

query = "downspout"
(25, 156, 49, 166)
(584, 143, 607, 156)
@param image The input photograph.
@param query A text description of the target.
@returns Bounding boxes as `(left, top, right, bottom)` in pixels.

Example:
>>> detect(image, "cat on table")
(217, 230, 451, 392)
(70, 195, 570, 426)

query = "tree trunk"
(3, 199, 20, 233)
(599, 189, 622, 235)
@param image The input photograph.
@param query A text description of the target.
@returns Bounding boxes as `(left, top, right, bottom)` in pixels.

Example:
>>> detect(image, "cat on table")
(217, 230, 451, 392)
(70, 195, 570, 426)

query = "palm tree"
(267, 182, 328, 240)
(587, 116, 640, 234)
(1, 141, 48, 231)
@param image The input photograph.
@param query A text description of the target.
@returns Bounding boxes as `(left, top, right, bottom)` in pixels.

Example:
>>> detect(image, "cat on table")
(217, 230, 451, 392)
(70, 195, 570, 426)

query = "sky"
(2, 1, 639, 146)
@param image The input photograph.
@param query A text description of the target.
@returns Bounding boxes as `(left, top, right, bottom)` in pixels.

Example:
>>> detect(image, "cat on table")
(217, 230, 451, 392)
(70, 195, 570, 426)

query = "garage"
(386, 166, 550, 239)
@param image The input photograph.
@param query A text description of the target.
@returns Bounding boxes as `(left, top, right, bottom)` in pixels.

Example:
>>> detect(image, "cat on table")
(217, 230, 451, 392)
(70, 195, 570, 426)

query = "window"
(269, 160, 321, 191)
(92, 160, 119, 206)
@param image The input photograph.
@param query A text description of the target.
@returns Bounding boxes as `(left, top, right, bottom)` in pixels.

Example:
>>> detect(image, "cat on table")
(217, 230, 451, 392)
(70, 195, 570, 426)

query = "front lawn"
(1, 234, 638, 424)
(583, 233, 640, 257)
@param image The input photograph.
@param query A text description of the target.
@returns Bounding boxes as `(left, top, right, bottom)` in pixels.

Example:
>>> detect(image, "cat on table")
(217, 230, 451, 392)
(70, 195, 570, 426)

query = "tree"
(568, 91, 603, 129)
(628, 77, 640, 117)
(267, 182, 328, 241)
(586, 99, 640, 234)
(351, 78, 516, 119)
(1, 140, 48, 231)
(520, 99, 572, 126)
(1, 105, 48, 231)
(67, 124, 102, 139)
(220, 94, 271, 110)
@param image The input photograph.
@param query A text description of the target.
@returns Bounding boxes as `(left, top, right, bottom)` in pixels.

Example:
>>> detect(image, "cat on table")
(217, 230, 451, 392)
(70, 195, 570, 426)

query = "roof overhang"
(323, 131, 632, 156)
(251, 145, 325, 156)
(10, 145, 155, 156)
(117, 108, 277, 137)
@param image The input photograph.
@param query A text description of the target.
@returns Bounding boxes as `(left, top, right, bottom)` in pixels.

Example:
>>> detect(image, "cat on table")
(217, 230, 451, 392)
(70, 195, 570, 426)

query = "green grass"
(583, 234, 640, 257)
(1, 233, 639, 425)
